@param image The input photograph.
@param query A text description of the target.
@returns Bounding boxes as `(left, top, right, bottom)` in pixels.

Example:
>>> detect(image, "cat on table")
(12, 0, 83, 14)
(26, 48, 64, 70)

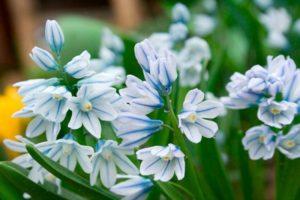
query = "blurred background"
(0, 0, 300, 199)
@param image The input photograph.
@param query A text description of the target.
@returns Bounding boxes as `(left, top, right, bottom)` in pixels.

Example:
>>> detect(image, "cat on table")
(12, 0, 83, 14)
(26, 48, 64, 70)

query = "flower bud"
(30, 47, 58, 71)
(172, 3, 190, 24)
(134, 39, 158, 72)
(45, 20, 64, 55)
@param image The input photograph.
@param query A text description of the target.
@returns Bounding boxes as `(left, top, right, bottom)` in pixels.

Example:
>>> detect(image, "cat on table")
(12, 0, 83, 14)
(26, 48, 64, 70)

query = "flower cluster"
(147, 3, 212, 87)
(5, 13, 223, 199)
(222, 55, 300, 160)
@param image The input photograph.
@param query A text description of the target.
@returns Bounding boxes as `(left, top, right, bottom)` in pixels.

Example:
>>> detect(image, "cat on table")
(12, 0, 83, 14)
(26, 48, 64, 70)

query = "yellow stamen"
(187, 113, 197, 123)
(284, 140, 295, 148)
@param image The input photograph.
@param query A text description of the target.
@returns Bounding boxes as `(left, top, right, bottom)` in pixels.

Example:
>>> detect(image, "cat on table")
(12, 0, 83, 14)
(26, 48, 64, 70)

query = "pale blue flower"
(277, 125, 300, 159)
(112, 112, 163, 148)
(136, 144, 185, 182)
(120, 75, 163, 115)
(242, 125, 276, 160)
(33, 86, 71, 123)
(148, 50, 178, 94)
(14, 108, 61, 141)
(30, 47, 58, 71)
(223, 55, 297, 109)
(258, 99, 297, 128)
(178, 37, 211, 87)
(172, 3, 190, 24)
(77, 72, 123, 87)
(45, 133, 94, 173)
(88, 28, 125, 85)
(222, 71, 262, 109)
(110, 176, 153, 200)
(101, 28, 124, 54)
(169, 23, 188, 42)
(64, 50, 95, 79)
(148, 33, 173, 53)
(68, 85, 118, 138)
(45, 20, 64, 55)
(178, 89, 222, 143)
(14, 78, 59, 98)
(282, 70, 300, 108)
(260, 8, 291, 34)
(134, 39, 158, 73)
(90, 140, 138, 188)
(193, 14, 216, 36)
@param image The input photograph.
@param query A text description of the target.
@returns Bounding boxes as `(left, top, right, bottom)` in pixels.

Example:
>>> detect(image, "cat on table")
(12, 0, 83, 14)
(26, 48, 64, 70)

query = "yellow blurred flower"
(0, 86, 28, 157)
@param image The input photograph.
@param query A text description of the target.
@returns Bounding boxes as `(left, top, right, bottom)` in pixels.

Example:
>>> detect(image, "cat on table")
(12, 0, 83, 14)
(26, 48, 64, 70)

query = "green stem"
(165, 94, 205, 200)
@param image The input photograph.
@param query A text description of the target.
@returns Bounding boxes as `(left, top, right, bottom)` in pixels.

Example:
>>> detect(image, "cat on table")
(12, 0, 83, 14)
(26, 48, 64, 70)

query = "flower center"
(162, 156, 171, 161)
(62, 144, 72, 155)
(52, 94, 63, 101)
(270, 108, 281, 115)
(259, 135, 266, 143)
(187, 113, 197, 123)
(82, 102, 93, 112)
(284, 140, 295, 149)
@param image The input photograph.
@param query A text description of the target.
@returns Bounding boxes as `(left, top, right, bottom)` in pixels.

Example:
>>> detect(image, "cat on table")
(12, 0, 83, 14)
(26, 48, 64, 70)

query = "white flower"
(110, 176, 153, 200)
(101, 28, 124, 54)
(266, 31, 288, 48)
(172, 3, 190, 24)
(33, 86, 71, 123)
(136, 144, 185, 182)
(68, 85, 118, 138)
(277, 124, 300, 159)
(242, 125, 276, 160)
(78, 72, 123, 87)
(258, 99, 297, 128)
(90, 140, 138, 188)
(30, 47, 58, 71)
(202, 0, 217, 12)
(148, 33, 173, 53)
(193, 14, 216, 36)
(260, 7, 291, 34)
(14, 78, 59, 98)
(64, 50, 95, 79)
(112, 112, 163, 148)
(178, 37, 211, 87)
(120, 75, 163, 115)
(178, 89, 222, 143)
(45, 20, 64, 55)
(45, 133, 94, 173)
(254, 0, 272, 9)
(283, 69, 300, 107)
(134, 39, 158, 72)
(148, 50, 178, 94)
(206, 92, 227, 116)
(169, 23, 188, 41)
(13, 109, 61, 141)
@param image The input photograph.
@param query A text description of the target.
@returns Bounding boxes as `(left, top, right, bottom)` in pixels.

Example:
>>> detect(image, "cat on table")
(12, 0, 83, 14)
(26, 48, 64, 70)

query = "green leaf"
(0, 161, 65, 199)
(26, 144, 118, 200)
(276, 154, 300, 200)
(155, 181, 193, 200)
(198, 139, 234, 200)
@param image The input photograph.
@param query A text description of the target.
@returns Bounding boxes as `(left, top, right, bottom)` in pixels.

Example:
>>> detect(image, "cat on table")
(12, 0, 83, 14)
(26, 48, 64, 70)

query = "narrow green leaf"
(155, 181, 192, 200)
(276, 154, 300, 200)
(237, 134, 254, 200)
(199, 139, 234, 200)
(26, 144, 118, 200)
(0, 161, 65, 200)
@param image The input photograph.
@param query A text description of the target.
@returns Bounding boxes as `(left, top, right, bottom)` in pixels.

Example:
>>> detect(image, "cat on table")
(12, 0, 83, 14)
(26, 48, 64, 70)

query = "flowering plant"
(1, 2, 300, 200)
